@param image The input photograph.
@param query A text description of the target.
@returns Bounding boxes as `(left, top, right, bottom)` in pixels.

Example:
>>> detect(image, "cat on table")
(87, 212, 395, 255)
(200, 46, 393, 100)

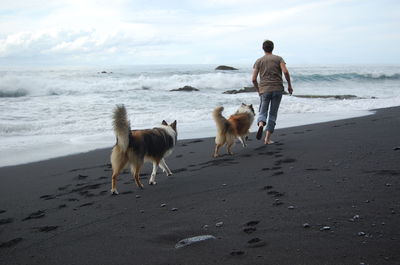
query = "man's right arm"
(280, 62, 293, 95)
(252, 67, 260, 95)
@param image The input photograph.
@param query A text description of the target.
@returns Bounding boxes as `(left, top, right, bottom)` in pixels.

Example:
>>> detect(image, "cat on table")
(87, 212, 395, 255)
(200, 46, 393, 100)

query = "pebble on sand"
(320, 226, 331, 231)
(175, 235, 216, 249)
(216, 222, 224, 227)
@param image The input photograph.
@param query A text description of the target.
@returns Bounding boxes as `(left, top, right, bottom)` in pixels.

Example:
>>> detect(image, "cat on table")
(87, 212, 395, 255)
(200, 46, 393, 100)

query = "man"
(252, 40, 293, 144)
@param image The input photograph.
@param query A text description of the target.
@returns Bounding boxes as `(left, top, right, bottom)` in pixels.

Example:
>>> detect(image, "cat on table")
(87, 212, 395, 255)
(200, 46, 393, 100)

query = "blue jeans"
(257, 91, 283, 133)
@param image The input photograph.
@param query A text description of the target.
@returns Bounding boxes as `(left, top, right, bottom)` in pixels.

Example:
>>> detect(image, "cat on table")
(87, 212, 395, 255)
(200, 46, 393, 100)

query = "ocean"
(1, 64, 399, 167)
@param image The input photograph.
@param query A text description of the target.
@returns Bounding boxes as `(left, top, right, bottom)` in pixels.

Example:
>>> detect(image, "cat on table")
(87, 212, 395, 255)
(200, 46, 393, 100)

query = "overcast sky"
(0, 0, 399, 67)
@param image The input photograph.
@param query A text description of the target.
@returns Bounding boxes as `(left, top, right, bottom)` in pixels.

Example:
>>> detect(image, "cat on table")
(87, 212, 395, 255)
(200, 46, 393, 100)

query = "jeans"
(257, 91, 283, 133)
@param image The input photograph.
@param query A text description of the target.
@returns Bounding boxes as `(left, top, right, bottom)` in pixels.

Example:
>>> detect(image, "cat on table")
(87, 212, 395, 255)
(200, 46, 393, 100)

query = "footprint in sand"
(267, 190, 284, 197)
(40, 194, 57, 200)
(79, 202, 94, 207)
(0, 218, 13, 225)
(173, 168, 187, 173)
(274, 158, 296, 166)
(0, 238, 23, 248)
(230, 250, 245, 256)
(35, 226, 59, 232)
(22, 210, 46, 221)
(271, 171, 284, 176)
(247, 238, 267, 248)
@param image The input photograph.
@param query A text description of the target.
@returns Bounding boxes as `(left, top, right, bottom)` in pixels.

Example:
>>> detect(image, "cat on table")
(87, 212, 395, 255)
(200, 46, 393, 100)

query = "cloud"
(0, 0, 399, 65)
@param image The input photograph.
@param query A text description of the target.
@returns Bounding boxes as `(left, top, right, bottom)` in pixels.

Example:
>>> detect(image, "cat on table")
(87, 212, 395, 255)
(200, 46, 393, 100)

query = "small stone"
(358, 232, 366, 236)
(135, 195, 141, 199)
(171, 208, 178, 211)
(140, 210, 144, 213)
(385, 183, 392, 187)
(393, 146, 400, 151)
(288, 206, 295, 209)
(303, 223, 310, 228)
(222, 183, 227, 186)
(203, 225, 209, 230)
(160, 203, 166, 207)
(216, 221, 224, 227)
(320, 226, 331, 231)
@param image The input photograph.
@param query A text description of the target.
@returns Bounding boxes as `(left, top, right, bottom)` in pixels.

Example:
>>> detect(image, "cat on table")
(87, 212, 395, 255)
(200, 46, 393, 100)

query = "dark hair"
(262, 40, 274, 53)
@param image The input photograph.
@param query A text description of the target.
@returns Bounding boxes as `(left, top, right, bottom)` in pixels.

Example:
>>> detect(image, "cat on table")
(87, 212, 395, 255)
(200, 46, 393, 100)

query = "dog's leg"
(111, 171, 120, 195)
(159, 158, 172, 176)
(132, 164, 144, 189)
(213, 144, 223, 158)
(110, 149, 127, 195)
(149, 162, 158, 185)
(238, 136, 247, 147)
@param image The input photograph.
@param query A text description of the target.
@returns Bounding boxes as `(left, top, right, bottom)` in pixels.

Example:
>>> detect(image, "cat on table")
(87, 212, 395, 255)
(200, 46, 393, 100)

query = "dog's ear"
(162, 120, 168, 126)
(241, 103, 245, 106)
(171, 120, 177, 130)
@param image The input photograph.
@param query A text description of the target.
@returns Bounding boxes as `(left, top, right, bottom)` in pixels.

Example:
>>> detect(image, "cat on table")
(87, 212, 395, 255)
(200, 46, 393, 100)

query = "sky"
(0, 0, 399, 67)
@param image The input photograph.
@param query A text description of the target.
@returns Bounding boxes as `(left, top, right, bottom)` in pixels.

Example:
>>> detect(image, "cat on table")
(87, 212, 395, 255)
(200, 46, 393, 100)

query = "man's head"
(262, 40, 274, 53)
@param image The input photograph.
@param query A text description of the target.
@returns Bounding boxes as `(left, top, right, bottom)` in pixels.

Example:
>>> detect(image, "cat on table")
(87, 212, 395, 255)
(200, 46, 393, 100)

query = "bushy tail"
(112, 105, 130, 153)
(212, 106, 228, 132)
(212, 106, 232, 145)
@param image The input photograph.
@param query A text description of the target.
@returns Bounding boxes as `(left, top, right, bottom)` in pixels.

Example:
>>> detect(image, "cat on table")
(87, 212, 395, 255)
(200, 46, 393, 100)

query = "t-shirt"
(253, 54, 285, 93)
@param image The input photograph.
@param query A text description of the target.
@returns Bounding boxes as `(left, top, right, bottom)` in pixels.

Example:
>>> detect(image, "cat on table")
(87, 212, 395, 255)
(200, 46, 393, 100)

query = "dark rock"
(223, 86, 256, 94)
(215, 65, 238, 70)
(170, 85, 199, 92)
(293, 94, 358, 100)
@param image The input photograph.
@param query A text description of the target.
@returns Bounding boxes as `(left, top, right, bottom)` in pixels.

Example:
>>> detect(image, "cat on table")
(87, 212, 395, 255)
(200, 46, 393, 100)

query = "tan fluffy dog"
(212, 103, 255, 157)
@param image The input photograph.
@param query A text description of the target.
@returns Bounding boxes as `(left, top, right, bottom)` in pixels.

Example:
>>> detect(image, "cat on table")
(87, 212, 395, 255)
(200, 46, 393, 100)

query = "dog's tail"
(112, 104, 130, 153)
(212, 106, 231, 143)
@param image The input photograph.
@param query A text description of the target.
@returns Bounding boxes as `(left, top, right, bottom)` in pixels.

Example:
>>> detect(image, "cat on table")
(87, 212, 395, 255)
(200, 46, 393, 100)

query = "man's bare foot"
(264, 137, 275, 145)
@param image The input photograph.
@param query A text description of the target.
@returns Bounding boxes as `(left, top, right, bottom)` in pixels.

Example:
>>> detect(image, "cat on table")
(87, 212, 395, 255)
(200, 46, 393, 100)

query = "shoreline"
(0, 109, 373, 168)
(0, 106, 399, 265)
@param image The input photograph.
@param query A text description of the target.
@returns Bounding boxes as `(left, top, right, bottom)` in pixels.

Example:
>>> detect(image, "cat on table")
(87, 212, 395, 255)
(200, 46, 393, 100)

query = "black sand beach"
(1, 107, 399, 265)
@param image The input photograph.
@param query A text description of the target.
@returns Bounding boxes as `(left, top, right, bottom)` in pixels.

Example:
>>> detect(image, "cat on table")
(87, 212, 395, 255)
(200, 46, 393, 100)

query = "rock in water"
(170, 85, 199, 92)
(215, 65, 238, 70)
(223, 86, 256, 94)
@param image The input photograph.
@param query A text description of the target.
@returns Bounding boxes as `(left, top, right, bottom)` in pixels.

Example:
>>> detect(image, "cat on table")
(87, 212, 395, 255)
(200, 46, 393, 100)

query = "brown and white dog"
(212, 103, 255, 158)
(110, 105, 177, 194)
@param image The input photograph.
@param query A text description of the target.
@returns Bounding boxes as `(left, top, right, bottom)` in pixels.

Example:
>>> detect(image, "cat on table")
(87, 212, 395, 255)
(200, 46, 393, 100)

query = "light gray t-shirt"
(253, 54, 285, 93)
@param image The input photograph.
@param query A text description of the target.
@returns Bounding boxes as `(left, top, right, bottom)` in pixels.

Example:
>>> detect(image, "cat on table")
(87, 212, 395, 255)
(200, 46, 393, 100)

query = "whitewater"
(1, 64, 399, 167)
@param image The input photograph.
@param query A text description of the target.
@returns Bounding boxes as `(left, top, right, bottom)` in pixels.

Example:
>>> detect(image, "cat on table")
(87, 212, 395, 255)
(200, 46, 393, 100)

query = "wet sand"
(1, 107, 399, 265)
